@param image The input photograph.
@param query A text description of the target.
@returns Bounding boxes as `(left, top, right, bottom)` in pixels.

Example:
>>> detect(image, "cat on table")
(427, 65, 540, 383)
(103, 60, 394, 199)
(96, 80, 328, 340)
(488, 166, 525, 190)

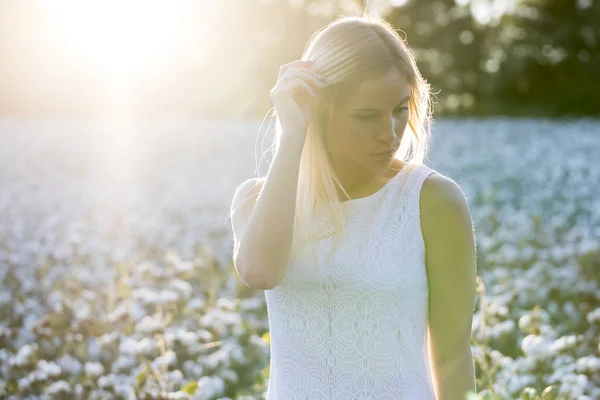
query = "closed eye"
(356, 106, 408, 120)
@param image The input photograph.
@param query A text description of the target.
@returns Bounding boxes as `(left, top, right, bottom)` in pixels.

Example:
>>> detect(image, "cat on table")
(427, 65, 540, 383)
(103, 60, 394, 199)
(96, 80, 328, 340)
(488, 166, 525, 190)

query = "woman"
(230, 14, 478, 400)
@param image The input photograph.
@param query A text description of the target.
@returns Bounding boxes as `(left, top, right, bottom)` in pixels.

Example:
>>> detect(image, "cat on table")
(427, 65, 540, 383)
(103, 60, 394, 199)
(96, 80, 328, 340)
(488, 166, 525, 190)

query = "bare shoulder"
(230, 177, 266, 225)
(231, 177, 266, 210)
(230, 176, 266, 256)
(420, 173, 467, 212)
(419, 172, 473, 243)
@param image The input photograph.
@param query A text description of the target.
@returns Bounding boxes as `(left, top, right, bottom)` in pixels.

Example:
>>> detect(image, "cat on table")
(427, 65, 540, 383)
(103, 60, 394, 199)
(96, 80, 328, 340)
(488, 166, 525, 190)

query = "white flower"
(195, 376, 225, 399)
(87, 338, 101, 361)
(167, 391, 192, 400)
(37, 360, 62, 377)
(170, 279, 193, 300)
(183, 360, 203, 377)
(521, 334, 552, 358)
(44, 380, 71, 395)
(134, 337, 158, 356)
(135, 315, 164, 335)
(575, 356, 600, 373)
(174, 261, 195, 274)
(550, 335, 579, 353)
(187, 298, 205, 311)
(586, 307, 600, 324)
(56, 354, 83, 376)
(165, 329, 199, 348)
(132, 287, 158, 305)
(113, 383, 137, 400)
(158, 289, 179, 304)
(84, 361, 104, 377)
(10, 344, 38, 367)
(518, 314, 533, 331)
(166, 369, 184, 386)
(118, 336, 139, 356)
(152, 350, 177, 370)
(98, 331, 120, 346)
(18, 376, 33, 391)
(0, 291, 11, 307)
(216, 298, 238, 311)
(112, 354, 137, 373)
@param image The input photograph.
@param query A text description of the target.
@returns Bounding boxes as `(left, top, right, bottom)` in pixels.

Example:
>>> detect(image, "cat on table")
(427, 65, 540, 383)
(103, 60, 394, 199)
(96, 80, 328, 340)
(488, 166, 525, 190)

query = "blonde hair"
(264, 14, 433, 271)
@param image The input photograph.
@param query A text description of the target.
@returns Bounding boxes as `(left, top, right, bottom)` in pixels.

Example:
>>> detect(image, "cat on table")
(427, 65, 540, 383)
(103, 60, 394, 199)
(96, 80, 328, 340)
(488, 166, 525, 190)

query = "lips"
(372, 149, 395, 156)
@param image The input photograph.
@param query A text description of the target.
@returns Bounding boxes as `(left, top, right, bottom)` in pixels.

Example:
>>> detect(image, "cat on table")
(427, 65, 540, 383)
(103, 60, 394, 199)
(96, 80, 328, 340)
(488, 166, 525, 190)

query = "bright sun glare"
(37, 0, 189, 96)
(32, 0, 196, 183)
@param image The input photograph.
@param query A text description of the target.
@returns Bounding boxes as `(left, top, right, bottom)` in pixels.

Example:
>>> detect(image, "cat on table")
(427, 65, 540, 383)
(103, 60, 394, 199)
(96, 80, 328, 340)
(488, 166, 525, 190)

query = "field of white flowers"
(0, 116, 598, 400)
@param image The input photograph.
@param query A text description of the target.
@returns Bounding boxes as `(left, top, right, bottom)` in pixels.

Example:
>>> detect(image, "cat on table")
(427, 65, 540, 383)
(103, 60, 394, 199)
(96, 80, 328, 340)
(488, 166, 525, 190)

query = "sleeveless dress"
(263, 163, 439, 400)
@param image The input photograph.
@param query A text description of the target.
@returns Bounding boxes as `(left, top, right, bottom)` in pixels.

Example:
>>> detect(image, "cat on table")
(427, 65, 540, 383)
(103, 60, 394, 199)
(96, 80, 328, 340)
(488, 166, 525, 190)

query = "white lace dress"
(264, 163, 439, 399)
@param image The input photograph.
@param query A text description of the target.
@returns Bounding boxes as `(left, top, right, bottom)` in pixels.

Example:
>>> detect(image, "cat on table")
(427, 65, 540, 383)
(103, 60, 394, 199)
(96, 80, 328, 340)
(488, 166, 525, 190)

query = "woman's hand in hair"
(270, 60, 326, 136)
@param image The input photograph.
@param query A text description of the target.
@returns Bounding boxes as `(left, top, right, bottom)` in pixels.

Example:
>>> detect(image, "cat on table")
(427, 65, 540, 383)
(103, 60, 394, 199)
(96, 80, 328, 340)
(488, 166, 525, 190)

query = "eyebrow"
(353, 95, 412, 112)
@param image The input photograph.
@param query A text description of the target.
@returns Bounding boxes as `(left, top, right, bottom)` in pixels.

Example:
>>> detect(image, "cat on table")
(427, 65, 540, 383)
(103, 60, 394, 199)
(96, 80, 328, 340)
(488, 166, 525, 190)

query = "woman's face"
(324, 67, 411, 174)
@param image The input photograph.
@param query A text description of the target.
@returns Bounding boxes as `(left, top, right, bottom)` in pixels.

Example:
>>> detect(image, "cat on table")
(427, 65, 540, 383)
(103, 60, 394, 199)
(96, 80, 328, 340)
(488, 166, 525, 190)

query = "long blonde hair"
(264, 15, 433, 271)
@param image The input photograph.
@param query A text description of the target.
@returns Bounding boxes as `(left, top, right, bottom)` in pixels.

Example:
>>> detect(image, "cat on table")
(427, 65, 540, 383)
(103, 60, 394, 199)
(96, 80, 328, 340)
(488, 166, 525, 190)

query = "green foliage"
(238, 0, 600, 118)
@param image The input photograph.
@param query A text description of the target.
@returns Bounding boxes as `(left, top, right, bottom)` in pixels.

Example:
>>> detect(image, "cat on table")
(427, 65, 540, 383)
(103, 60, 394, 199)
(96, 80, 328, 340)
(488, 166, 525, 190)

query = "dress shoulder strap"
(402, 164, 439, 216)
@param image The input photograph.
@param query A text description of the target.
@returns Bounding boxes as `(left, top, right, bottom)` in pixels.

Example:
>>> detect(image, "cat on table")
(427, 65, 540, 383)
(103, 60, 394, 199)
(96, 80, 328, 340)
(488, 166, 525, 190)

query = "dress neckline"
(341, 163, 419, 207)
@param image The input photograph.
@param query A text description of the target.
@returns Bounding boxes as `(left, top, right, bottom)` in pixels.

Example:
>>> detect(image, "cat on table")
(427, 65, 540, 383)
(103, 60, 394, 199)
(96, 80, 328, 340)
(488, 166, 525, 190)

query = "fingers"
(271, 60, 322, 132)
(278, 60, 317, 81)
(272, 69, 325, 102)
(273, 59, 326, 102)
(280, 78, 318, 99)
(281, 69, 326, 92)
(270, 76, 317, 101)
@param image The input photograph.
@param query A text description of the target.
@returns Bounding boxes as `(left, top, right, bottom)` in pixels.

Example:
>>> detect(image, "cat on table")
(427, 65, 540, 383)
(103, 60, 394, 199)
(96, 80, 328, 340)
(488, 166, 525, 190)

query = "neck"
(330, 159, 381, 199)
(330, 158, 404, 200)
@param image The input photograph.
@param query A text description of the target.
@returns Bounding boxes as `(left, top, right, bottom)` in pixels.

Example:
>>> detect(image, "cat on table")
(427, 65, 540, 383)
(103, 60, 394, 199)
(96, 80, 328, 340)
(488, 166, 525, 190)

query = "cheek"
(327, 118, 365, 152)
(397, 114, 410, 134)
(343, 122, 373, 151)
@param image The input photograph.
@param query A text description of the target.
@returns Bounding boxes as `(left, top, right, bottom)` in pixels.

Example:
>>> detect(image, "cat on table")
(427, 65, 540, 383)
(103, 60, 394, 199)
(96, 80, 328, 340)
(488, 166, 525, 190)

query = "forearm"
(430, 350, 477, 400)
(237, 132, 305, 289)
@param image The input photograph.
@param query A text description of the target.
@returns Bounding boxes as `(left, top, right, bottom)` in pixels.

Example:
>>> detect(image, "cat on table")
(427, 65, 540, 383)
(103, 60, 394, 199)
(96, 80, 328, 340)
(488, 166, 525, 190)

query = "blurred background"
(0, 1, 599, 399)
(1, 0, 599, 118)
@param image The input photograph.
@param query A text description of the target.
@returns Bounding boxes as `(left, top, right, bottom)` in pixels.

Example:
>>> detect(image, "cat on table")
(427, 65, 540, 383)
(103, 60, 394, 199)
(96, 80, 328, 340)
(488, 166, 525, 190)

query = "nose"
(378, 116, 398, 144)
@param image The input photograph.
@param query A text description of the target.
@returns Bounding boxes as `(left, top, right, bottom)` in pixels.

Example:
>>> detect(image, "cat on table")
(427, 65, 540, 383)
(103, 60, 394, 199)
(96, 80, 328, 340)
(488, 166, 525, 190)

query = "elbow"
(240, 266, 279, 291)
(252, 279, 277, 291)
(234, 248, 281, 291)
